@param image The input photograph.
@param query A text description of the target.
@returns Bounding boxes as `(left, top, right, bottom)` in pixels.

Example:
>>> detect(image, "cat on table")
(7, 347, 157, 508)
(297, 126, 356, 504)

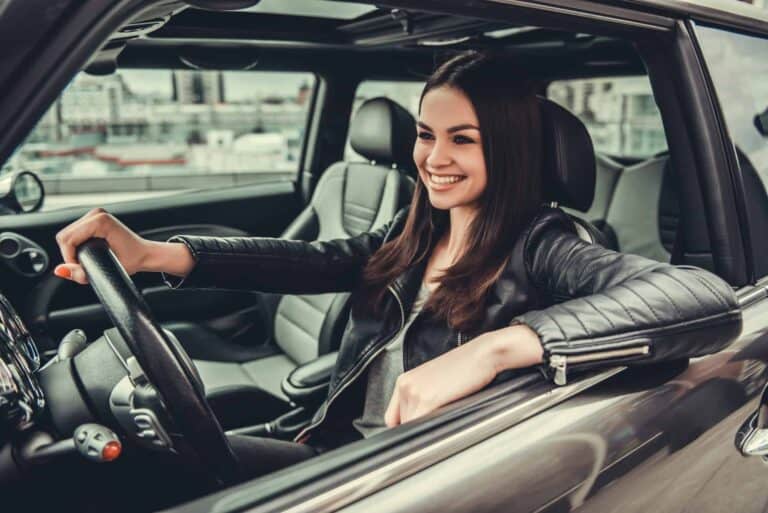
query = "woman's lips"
(428, 172, 467, 190)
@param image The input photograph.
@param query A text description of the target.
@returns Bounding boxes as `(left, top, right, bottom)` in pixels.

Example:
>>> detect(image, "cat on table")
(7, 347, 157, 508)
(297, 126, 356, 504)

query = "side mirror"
(755, 107, 768, 137)
(0, 171, 45, 214)
(736, 382, 768, 460)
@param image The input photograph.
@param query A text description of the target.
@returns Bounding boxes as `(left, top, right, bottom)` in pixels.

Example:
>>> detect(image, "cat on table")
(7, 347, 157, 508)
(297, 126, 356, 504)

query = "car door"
(0, 2, 322, 353)
(164, 3, 768, 513)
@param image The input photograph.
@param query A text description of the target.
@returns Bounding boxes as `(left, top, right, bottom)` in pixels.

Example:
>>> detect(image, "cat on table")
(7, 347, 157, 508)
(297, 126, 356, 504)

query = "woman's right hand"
(54, 208, 157, 284)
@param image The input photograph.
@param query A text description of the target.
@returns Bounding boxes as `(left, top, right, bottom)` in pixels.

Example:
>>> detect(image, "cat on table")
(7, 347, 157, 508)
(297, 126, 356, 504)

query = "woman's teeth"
(429, 173, 465, 185)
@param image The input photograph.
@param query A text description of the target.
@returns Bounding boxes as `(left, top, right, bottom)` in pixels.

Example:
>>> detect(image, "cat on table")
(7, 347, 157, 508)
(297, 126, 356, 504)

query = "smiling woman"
(364, 52, 544, 333)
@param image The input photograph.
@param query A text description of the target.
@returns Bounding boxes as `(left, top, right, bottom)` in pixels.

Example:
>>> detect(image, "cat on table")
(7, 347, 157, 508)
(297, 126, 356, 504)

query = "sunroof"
(238, 0, 378, 20)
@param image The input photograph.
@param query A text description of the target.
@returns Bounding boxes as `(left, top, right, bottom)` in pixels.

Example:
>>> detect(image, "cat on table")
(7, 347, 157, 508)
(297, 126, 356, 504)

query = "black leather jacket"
(167, 207, 742, 444)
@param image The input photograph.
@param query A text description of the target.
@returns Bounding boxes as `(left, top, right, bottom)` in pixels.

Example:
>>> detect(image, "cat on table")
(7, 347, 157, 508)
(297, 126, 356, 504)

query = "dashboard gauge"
(0, 294, 39, 371)
(0, 292, 43, 429)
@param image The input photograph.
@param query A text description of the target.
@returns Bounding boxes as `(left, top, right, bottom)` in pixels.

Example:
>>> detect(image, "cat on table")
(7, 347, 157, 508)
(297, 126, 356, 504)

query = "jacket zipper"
(295, 285, 406, 442)
(388, 284, 406, 332)
(549, 345, 650, 386)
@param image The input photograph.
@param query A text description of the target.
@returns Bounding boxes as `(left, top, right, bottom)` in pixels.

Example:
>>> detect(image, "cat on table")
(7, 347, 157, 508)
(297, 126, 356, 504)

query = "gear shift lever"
(16, 423, 122, 467)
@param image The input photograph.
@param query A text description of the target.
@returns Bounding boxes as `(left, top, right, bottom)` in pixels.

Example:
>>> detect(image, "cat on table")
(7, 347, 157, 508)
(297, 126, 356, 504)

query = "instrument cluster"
(0, 293, 43, 430)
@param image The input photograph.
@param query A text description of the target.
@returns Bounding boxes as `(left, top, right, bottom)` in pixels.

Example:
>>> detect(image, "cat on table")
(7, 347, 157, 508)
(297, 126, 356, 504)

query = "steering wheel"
(76, 238, 240, 485)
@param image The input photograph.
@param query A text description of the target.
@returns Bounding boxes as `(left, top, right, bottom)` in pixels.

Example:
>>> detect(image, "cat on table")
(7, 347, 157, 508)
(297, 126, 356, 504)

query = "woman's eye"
(417, 131, 434, 141)
(453, 135, 475, 144)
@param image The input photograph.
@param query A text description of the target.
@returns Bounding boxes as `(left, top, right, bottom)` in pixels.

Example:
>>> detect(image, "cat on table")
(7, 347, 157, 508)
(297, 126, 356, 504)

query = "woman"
(53, 52, 741, 469)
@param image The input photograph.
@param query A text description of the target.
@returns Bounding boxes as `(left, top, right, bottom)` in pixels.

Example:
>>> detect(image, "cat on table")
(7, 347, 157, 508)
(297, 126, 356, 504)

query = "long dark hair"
(362, 51, 543, 332)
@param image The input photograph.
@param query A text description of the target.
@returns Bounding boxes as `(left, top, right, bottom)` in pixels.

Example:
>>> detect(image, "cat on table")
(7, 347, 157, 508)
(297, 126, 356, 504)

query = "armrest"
(281, 351, 338, 406)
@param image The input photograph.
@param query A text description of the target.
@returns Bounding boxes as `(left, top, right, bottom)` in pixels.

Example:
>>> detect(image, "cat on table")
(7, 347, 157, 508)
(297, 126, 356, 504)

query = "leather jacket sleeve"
(162, 208, 408, 293)
(515, 209, 743, 385)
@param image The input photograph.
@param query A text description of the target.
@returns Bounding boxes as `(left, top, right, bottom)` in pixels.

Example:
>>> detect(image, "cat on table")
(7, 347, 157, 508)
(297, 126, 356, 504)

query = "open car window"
(4, 69, 316, 212)
(548, 76, 668, 160)
(695, 25, 768, 280)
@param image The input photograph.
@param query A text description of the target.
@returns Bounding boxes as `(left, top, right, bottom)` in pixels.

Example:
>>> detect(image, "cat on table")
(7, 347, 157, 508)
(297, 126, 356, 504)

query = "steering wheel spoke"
(77, 238, 241, 486)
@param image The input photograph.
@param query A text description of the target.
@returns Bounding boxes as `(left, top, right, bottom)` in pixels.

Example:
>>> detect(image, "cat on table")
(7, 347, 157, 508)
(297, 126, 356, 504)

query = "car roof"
(97, 0, 766, 78)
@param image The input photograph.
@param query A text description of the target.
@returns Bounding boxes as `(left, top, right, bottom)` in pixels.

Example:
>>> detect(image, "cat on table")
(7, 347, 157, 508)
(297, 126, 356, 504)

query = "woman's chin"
(427, 194, 471, 211)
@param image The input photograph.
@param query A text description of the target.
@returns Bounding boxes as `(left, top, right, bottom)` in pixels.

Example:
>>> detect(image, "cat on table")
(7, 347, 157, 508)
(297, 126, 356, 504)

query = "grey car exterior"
(0, 0, 767, 512)
(170, 2, 768, 512)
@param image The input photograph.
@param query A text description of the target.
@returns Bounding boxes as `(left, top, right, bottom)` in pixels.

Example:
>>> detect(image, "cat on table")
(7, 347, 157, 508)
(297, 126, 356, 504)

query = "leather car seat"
(181, 97, 417, 425)
(539, 98, 607, 247)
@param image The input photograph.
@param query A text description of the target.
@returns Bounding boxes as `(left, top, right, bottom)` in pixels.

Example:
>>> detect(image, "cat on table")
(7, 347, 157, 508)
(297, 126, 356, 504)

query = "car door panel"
(334, 294, 768, 513)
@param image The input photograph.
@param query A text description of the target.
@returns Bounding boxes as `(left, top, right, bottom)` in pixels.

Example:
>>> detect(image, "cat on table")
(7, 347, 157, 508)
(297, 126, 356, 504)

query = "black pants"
(227, 434, 318, 478)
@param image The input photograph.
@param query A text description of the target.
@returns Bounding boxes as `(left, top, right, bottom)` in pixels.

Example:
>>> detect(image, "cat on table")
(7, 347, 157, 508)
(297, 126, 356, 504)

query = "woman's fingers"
(54, 263, 88, 284)
(384, 386, 402, 427)
(55, 208, 111, 264)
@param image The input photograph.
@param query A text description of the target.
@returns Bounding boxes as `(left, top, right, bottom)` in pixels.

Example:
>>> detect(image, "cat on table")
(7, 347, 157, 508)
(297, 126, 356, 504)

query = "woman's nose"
(426, 140, 452, 169)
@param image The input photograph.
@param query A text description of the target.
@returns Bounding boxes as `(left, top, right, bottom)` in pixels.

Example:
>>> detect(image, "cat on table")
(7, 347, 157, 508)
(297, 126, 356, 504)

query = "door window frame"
(690, 20, 768, 284)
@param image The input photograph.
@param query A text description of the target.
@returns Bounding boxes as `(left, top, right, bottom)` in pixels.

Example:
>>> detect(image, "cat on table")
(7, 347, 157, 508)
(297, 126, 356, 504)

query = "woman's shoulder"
(518, 206, 580, 253)
(498, 206, 581, 282)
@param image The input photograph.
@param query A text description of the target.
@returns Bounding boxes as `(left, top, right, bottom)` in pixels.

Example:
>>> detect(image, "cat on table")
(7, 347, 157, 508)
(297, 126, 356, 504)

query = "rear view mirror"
(0, 171, 45, 214)
(755, 107, 768, 137)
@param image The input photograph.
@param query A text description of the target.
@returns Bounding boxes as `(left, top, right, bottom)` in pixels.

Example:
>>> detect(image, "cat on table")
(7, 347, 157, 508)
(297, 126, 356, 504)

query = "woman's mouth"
(428, 172, 467, 188)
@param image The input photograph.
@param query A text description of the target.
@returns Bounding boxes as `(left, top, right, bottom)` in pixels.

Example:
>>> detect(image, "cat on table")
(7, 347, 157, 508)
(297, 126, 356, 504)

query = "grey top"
(352, 284, 432, 438)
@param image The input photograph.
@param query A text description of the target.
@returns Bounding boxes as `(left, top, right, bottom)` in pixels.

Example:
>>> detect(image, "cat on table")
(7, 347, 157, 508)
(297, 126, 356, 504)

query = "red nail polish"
(54, 266, 71, 279)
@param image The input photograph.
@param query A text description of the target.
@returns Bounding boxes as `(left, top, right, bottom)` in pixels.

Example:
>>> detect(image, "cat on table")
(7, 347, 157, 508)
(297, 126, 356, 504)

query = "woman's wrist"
(484, 324, 544, 375)
(141, 240, 195, 277)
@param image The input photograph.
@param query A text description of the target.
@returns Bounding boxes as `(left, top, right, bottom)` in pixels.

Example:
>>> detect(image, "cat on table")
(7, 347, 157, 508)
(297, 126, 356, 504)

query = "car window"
(5, 69, 315, 212)
(344, 80, 423, 162)
(547, 76, 668, 159)
(696, 26, 768, 279)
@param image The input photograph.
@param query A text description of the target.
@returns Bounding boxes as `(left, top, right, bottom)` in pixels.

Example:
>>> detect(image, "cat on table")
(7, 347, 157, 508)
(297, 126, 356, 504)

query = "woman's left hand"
(384, 323, 543, 427)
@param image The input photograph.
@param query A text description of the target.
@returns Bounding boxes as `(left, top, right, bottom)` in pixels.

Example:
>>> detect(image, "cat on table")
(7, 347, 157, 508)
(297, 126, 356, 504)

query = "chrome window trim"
(489, 0, 673, 31)
(246, 367, 626, 513)
(738, 285, 767, 309)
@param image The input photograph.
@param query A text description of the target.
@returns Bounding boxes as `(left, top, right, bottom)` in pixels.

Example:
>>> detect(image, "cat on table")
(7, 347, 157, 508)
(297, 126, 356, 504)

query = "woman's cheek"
(412, 142, 427, 167)
(413, 146, 429, 181)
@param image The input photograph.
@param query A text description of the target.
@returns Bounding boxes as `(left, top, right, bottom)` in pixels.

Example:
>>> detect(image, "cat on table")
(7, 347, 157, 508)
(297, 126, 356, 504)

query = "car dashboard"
(0, 294, 44, 434)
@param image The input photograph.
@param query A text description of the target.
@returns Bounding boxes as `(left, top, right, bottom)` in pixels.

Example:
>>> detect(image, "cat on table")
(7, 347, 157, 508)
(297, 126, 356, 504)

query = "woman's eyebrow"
(447, 124, 480, 133)
(417, 121, 480, 133)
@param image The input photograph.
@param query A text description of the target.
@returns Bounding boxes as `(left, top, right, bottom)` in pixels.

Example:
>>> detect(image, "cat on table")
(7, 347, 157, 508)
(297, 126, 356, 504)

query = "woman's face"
(413, 86, 488, 212)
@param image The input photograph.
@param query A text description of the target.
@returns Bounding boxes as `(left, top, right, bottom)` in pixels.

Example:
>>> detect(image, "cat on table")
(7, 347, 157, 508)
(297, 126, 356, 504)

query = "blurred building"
(172, 70, 225, 105)
(548, 77, 667, 158)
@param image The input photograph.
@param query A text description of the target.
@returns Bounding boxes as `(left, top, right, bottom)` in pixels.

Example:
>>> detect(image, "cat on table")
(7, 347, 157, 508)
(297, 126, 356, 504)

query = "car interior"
(0, 0, 749, 511)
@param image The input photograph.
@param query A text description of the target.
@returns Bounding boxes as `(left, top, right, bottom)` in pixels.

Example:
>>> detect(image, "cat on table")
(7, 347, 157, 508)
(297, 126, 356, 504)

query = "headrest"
(540, 98, 596, 212)
(350, 97, 416, 171)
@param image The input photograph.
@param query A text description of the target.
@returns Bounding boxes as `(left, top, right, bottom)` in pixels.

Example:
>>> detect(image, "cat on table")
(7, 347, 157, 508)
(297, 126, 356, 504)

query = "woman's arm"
(54, 207, 407, 295)
(515, 209, 743, 384)
(160, 207, 408, 293)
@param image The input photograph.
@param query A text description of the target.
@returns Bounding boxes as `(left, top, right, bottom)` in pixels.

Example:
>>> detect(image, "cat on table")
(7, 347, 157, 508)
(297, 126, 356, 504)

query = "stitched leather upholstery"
(180, 98, 417, 415)
(566, 152, 680, 262)
(540, 98, 596, 212)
